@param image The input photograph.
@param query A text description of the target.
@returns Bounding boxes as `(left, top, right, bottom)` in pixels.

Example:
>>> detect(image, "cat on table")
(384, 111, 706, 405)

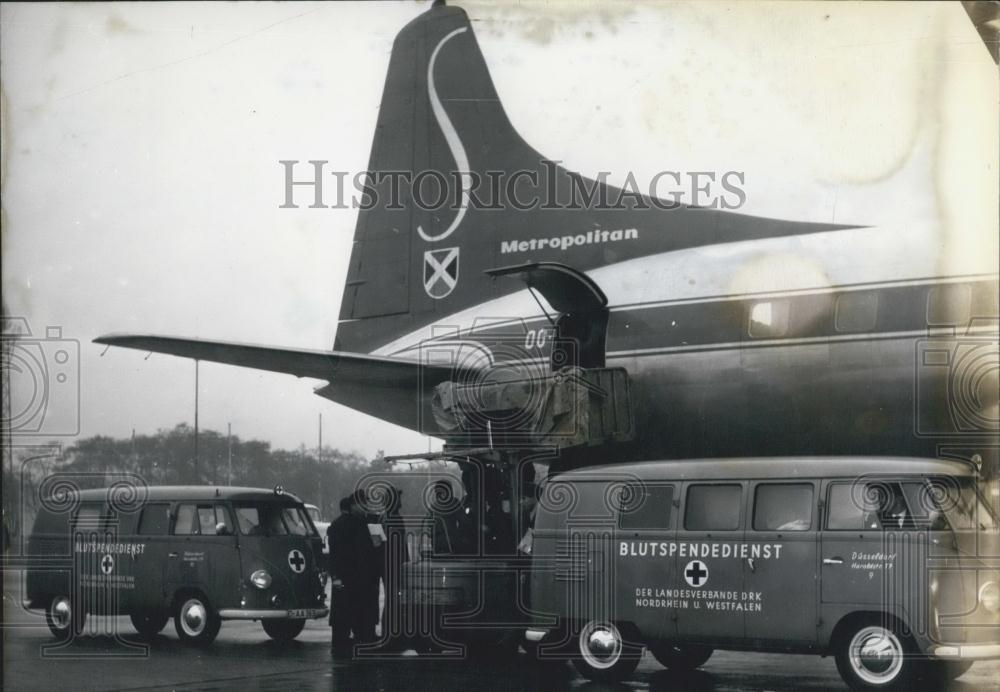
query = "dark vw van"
(26, 486, 328, 646)
(527, 457, 999, 690)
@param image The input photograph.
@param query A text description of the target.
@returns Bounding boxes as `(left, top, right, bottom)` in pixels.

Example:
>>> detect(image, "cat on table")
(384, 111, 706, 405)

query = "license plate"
(286, 608, 323, 618)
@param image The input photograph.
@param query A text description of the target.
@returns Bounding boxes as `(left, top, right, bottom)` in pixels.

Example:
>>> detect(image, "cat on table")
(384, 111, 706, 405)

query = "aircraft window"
(927, 284, 971, 326)
(835, 292, 878, 333)
(618, 484, 674, 530)
(684, 484, 742, 531)
(753, 483, 813, 531)
(748, 300, 789, 339)
(173, 504, 199, 535)
(137, 503, 171, 536)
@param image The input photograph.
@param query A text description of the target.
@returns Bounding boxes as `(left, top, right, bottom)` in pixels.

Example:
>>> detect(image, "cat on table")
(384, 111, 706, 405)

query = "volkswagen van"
(25, 486, 328, 646)
(526, 457, 1000, 690)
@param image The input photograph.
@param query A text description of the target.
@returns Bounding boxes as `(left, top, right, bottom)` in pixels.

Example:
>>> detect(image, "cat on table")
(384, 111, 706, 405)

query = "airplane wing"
(93, 334, 459, 431)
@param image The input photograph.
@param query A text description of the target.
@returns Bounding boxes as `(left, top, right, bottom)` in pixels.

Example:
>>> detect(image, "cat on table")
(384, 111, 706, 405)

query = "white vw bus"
(527, 457, 999, 690)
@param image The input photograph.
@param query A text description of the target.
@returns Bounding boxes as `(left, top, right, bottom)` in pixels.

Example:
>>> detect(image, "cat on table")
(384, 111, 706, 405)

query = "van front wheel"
(262, 618, 305, 642)
(650, 643, 713, 670)
(45, 594, 84, 640)
(835, 621, 916, 691)
(571, 621, 642, 683)
(174, 594, 221, 646)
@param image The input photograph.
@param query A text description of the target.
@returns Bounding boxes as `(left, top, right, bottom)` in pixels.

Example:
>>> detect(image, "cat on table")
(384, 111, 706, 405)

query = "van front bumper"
(218, 607, 328, 620)
(928, 643, 1000, 660)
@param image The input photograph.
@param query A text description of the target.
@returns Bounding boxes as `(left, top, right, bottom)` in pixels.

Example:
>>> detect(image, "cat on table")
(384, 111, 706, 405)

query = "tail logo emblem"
(423, 247, 460, 299)
(417, 27, 471, 243)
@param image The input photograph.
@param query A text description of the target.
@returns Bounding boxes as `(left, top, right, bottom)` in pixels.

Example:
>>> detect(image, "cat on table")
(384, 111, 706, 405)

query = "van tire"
(45, 594, 84, 640)
(834, 618, 917, 691)
(130, 611, 169, 639)
(174, 593, 221, 646)
(571, 621, 642, 683)
(262, 618, 306, 642)
(649, 643, 713, 670)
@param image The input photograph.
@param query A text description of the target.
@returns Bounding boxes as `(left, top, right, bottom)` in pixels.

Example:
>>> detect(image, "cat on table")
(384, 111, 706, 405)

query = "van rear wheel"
(130, 611, 169, 639)
(571, 621, 642, 683)
(45, 594, 84, 640)
(835, 620, 916, 691)
(650, 643, 713, 670)
(174, 594, 221, 646)
(262, 618, 305, 642)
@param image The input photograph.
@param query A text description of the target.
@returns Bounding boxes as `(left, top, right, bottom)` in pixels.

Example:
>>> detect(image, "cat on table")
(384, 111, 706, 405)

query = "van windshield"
(234, 503, 317, 537)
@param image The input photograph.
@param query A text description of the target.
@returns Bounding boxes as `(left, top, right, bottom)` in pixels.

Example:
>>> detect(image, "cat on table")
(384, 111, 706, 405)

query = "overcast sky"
(2, 1, 996, 457)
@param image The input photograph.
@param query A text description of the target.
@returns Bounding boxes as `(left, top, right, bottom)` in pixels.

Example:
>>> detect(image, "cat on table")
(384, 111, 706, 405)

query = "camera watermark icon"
(914, 322, 999, 437)
(2, 317, 80, 437)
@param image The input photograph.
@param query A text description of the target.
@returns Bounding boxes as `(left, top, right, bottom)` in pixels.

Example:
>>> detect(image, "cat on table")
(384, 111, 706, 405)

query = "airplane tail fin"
(336, 3, 853, 354)
(337, 3, 538, 353)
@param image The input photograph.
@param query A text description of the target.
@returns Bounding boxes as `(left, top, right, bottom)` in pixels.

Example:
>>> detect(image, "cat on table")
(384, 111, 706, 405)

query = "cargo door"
(674, 482, 747, 644)
(130, 502, 172, 613)
(614, 482, 678, 640)
(743, 481, 818, 643)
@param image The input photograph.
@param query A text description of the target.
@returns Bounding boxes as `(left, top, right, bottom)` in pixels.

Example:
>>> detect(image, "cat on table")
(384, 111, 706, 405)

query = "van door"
(166, 503, 241, 611)
(615, 482, 678, 640)
(72, 501, 111, 620)
(675, 482, 746, 643)
(131, 502, 172, 613)
(744, 481, 818, 643)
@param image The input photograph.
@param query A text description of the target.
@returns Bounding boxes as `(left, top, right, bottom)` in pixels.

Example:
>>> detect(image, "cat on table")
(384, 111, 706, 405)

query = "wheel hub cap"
(51, 597, 72, 630)
(181, 601, 206, 635)
(580, 623, 622, 669)
(850, 627, 903, 684)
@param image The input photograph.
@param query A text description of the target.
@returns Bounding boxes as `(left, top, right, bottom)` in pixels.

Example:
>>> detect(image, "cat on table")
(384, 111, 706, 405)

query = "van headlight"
(979, 581, 999, 613)
(250, 570, 272, 589)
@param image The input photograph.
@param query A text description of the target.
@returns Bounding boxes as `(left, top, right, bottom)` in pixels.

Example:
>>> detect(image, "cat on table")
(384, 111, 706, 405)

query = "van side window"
(827, 482, 918, 530)
(73, 502, 107, 528)
(835, 292, 878, 333)
(753, 483, 813, 531)
(137, 503, 171, 535)
(685, 484, 742, 531)
(173, 504, 199, 535)
(618, 484, 674, 530)
(198, 505, 234, 536)
(827, 483, 875, 530)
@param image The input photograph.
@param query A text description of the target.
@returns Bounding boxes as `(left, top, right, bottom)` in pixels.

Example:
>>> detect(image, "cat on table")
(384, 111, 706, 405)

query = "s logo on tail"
(417, 27, 471, 244)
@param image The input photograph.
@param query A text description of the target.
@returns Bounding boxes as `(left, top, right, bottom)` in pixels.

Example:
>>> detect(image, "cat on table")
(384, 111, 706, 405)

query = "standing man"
(328, 490, 381, 655)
